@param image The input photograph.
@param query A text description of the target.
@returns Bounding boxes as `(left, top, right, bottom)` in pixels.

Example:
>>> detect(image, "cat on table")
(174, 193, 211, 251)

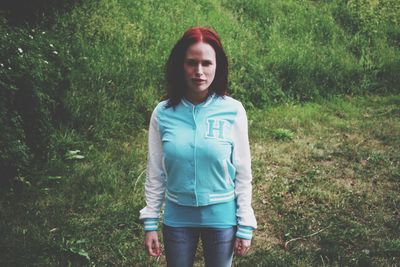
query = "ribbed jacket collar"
(181, 92, 216, 108)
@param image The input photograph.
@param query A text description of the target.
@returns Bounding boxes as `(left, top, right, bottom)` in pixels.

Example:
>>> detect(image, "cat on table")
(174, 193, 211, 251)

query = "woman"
(139, 27, 257, 267)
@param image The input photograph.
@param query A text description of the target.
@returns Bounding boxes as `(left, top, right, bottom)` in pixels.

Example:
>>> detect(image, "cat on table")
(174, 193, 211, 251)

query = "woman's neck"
(185, 90, 209, 105)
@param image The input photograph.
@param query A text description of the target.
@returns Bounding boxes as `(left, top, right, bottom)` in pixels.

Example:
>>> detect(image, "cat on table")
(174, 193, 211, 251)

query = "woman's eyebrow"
(185, 58, 213, 64)
(185, 58, 214, 63)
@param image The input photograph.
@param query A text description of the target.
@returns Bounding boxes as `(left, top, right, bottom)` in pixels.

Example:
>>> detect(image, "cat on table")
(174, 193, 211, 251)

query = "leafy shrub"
(0, 0, 82, 26)
(0, 18, 71, 184)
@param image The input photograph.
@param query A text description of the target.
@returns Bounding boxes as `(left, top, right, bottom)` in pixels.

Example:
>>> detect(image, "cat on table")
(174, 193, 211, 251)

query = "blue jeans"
(162, 224, 236, 267)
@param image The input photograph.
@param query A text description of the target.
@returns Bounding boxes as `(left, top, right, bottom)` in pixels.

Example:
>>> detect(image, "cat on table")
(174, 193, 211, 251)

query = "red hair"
(164, 27, 229, 107)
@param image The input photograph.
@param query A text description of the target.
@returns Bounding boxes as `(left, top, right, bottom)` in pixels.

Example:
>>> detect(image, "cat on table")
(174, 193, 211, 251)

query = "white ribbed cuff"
(236, 225, 254, 240)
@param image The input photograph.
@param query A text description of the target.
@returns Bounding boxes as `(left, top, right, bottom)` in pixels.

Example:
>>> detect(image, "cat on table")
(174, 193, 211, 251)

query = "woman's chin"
(189, 86, 209, 95)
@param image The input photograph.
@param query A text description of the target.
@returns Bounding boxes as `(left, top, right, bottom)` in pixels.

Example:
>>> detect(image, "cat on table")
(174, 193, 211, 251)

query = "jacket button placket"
(191, 105, 198, 206)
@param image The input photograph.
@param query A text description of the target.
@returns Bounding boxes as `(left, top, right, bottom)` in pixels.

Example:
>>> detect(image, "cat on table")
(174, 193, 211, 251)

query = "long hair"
(164, 27, 229, 108)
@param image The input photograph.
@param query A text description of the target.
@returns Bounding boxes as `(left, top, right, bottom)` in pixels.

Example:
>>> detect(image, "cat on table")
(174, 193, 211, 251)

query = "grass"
(246, 94, 400, 266)
(2, 0, 399, 181)
(1, 94, 399, 266)
(1, 0, 400, 265)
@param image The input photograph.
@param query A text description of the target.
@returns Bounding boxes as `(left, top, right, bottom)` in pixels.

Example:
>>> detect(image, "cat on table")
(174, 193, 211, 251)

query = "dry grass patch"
(246, 95, 399, 266)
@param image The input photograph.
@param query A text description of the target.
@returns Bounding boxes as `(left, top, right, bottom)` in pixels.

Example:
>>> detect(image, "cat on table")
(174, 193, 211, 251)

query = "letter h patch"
(206, 118, 226, 139)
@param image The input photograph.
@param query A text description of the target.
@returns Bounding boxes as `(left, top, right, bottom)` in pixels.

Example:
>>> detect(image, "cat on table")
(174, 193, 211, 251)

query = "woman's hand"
(234, 237, 251, 256)
(144, 231, 161, 257)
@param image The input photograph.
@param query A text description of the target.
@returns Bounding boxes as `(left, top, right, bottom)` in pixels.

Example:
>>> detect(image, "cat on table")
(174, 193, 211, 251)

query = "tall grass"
(56, 0, 400, 144)
(1, 0, 399, 265)
(2, 0, 399, 176)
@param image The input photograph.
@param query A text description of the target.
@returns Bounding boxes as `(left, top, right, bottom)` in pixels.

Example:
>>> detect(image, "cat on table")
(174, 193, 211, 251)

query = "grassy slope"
(58, 0, 400, 142)
(1, 0, 400, 266)
(1, 95, 398, 266)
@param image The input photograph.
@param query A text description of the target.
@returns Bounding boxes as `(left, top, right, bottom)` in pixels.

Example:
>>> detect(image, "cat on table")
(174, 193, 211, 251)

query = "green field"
(1, 95, 399, 266)
(1, 0, 399, 266)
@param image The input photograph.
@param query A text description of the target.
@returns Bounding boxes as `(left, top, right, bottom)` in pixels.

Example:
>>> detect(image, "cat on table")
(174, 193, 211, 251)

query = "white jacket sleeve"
(139, 106, 166, 223)
(232, 103, 257, 232)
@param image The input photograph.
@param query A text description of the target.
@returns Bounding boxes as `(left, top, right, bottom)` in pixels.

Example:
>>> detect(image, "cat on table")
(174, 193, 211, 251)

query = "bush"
(0, 18, 71, 184)
(0, 0, 82, 26)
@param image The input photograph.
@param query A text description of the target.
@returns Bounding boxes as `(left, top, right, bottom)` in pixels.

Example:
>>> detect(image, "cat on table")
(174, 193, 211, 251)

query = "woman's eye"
(186, 60, 197, 66)
(185, 60, 213, 67)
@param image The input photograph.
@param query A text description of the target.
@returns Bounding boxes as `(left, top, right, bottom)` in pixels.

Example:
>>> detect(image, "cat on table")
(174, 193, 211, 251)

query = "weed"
(272, 128, 295, 141)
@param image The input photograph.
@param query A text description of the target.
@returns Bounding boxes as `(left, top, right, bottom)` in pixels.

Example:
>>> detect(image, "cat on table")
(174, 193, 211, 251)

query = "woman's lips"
(192, 78, 206, 83)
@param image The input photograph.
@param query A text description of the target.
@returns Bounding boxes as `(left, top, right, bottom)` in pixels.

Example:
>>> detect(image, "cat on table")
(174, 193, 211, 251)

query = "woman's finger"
(144, 231, 161, 257)
(234, 238, 251, 256)
(152, 238, 161, 256)
(233, 238, 241, 255)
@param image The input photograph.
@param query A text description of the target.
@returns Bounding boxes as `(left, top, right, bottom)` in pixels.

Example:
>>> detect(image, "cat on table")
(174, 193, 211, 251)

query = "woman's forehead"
(185, 42, 216, 60)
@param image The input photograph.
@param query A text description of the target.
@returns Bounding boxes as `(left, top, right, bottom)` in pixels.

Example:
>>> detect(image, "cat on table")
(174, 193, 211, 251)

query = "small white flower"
(52, 51, 58, 55)
(29, 34, 33, 39)
(43, 60, 49, 64)
(49, 43, 54, 48)
(18, 48, 23, 53)
(42, 31, 46, 34)
(8, 67, 11, 70)
(0, 63, 4, 67)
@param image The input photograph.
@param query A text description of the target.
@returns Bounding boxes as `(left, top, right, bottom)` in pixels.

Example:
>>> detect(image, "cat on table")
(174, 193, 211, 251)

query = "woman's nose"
(195, 64, 203, 76)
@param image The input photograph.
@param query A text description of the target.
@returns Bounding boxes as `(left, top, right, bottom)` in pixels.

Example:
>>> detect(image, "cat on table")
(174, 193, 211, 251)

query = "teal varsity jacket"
(139, 93, 257, 234)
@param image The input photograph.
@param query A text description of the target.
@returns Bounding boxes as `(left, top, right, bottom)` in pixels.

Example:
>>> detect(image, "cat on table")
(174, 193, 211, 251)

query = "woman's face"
(183, 42, 216, 99)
